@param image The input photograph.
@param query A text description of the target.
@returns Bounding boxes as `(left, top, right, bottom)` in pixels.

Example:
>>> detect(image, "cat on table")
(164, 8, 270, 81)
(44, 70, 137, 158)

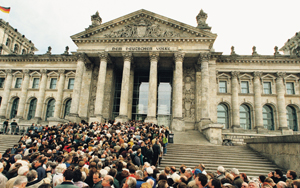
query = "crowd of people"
(0, 120, 299, 188)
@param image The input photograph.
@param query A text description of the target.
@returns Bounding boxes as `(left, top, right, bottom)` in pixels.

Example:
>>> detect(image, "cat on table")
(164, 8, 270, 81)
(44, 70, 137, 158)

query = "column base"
(280, 128, 293, 135)
(89, 115, 106, 123)
(278, 126, 289, 130)
(115, 115, 128, 123)
(65, 113, 81, 123)
(255, 126, 268, 134)
(144, 116, 157, 125)
(171, 118, 185, 132)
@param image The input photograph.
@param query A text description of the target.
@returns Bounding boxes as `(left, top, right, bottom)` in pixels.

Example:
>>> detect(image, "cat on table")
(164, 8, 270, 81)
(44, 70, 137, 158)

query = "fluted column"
(145, 52, 159, 124)
(34, 69, 47, 120)
(68, 53, 88, 119)
(276, 72, 288, 130)
(171, 52, 185, 131)
(199, 53, 211, 120)
(94, 52, 110, 122)
(115, 52, 132, 123)
(54, 69, 65, 118)
(0, 69, 13, 119)
(16, 69, 30, 119)
(254, 72, 263, 129)
(231, 71, 240, 128)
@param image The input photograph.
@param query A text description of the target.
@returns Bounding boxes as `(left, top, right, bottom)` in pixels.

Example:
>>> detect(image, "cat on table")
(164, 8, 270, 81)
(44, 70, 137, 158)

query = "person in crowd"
(216, 166, 225, 180)
(286, 170, 297, 180)
(12, 176, 28, 188)
(249, 181, 259, 188)
(54, 169, 78, 188)
(231, 168, 243, 188)
(195, 173, 207, 188)
(0, 162, 7, 187)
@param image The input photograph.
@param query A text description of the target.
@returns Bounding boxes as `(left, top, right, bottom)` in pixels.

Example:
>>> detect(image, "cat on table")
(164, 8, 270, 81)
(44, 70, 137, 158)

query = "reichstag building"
(0, 9, 299, 134)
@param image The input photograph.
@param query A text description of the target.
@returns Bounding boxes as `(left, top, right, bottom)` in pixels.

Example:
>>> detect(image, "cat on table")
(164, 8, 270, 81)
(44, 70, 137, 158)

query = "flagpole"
(1, 7, 10, 55)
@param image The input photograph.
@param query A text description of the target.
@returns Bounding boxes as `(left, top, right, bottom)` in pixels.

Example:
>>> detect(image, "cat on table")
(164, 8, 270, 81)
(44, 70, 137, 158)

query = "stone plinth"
(171, 118, 185, 131)
(115, 115, 128, 123)
(144, 116, 158, 125)
(201, 123, 223, 145)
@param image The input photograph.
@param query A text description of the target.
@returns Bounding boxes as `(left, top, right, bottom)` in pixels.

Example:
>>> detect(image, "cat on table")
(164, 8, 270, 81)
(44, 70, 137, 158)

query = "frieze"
(104, 19, 180, 38)
(109, 46, 177, 51)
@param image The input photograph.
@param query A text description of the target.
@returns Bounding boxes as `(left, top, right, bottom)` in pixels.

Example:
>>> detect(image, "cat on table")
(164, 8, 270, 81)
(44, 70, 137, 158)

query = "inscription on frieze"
(109, 47, 177, 51)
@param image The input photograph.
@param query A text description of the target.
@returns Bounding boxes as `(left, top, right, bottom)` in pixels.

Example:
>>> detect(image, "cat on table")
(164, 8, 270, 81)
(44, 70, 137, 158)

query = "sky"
(0, 0, 299, 55)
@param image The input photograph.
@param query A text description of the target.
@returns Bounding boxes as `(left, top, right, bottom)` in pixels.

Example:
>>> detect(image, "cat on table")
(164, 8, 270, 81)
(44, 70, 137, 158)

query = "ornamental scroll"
(183, 66, 196, 121)
(104, 19, 180, 38)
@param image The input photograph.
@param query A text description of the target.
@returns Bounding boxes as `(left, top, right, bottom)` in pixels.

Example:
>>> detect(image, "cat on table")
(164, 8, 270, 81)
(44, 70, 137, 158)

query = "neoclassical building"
(0, 9, 299, 134)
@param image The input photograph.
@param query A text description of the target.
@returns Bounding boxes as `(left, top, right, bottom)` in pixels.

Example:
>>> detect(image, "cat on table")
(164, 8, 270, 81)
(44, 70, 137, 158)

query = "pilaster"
(34, 69, 47, 120)
(199, 53, 211, 122)
(276, 72, 288, 130)
(0, 69, 13, 119)
(231, 71, 240, 128)
(16, 69, 30, 119)
(53, 69, 65, 119)
(253, 71, 264, 129)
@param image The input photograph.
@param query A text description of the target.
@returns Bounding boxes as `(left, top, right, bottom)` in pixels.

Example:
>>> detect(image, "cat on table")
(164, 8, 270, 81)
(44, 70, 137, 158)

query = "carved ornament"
(76, 53, 88, 62)
(196, 9, 211, 30)
(276, 72, 286, 79)
(174, 52, 185, 62)
(231, 71, 240, 78)
(90, 11, 102, 27)
(253, 71, 262, 78)
(104, 19, 180, 38)
(199, 53, 211, 62)
(40, 69, 47, 74)
(149, 52, 159, 62)
(58, 69, 65, 74)
(5, 69, 12, 74)
(99, 52, 111, 63)
(122, 52, 133, 62)
(23, 69, 29, 75)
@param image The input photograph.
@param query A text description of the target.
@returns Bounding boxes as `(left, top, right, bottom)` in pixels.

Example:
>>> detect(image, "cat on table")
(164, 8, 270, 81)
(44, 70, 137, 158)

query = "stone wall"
(245, 135, 300, 175)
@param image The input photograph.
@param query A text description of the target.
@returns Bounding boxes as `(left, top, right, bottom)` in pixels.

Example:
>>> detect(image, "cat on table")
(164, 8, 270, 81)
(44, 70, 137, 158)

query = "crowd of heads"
(0, 121, 299, 188)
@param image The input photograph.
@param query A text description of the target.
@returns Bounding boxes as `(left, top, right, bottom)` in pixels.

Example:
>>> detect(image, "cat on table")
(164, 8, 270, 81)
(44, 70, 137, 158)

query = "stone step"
(0, 135, 22, 153)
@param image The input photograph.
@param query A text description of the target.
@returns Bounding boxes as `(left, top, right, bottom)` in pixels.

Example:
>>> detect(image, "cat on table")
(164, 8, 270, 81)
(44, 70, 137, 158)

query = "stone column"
(53, 69, 65, 118)
(231, 71, 240, 128)
(127, 67, 134, 120)
(171, 52, 185, 131)
(34, 69, 47, 120)
(145, 52, 159, 124)
(276, 72, 288, 130)
(94, 52, 110, 122)
(254, 71, 264, 129)
(115, 52, 132, 123)
(199, 53, 211, 121)
(0, 69, 13, 119)
(195, 64, 202, 129)
(68, 53, 89, 122)
(16, 69, 30, 119)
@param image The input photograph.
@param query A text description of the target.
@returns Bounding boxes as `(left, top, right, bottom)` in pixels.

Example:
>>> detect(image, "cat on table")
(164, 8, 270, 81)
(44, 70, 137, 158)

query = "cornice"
(0, 54, 77, 62)
(215, 55, 300, 64)
(71, 9, 217, 40)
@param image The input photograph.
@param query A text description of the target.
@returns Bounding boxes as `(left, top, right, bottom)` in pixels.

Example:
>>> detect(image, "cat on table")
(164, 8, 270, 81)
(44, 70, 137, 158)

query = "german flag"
(0, 6, 10, 14)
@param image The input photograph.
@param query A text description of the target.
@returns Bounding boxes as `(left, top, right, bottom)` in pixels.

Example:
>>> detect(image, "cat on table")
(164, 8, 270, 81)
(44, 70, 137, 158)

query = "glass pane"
(50, 78, 57, 89)
(157, 83, 171, 115)
(68, 78, 74, 89)
(15, 78, 22, 88)
(0, 78, 5, 88)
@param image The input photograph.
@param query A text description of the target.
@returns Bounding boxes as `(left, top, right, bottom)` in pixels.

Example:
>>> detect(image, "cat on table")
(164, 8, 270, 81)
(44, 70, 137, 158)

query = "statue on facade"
(274, 46, 281, 56)
(90, 11, 102, 28)
(63, 46, 69, 55)
(46, 46, 51, 55)
(196, 9, 211, 31)
(230, 46, 237, 55)
(29, 47, 35, 55)
(252, 46, 258, 56)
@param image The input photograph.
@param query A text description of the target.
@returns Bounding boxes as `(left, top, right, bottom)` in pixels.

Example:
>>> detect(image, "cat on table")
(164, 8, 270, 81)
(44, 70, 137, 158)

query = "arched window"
(27, 98, 37, 120)
(286, 106, 298, 131)
(46, 99, 55, 120)
(263, 105, 274, 130)
(217, 104, 229, 129)
(6, 38, 10, 47)
(10, 98, 19, 119)
(22, 49, 26, 55)
(64, 99, 72, 118)
(240, 104, 251, 129)
(14, 44, 19, 53)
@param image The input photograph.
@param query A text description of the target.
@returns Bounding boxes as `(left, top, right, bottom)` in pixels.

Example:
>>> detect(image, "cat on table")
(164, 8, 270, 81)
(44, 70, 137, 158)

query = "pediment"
(13, 71, 23, 77)
(71, 9, 217, 41)
(65, 71, 75, 77)
(217, 73, 231, 79)
(261, 74, 276, 80)
(47, 71, 59, 77)
(30, 71, 41, 77)
(239, 73, 253, 80)
(0, 71, 6, 77)
(285, 74, 299, 81)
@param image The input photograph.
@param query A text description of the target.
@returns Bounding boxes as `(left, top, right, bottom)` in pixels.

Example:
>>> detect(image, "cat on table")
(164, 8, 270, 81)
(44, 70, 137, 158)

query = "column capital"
(276, 72, 286, 79)
(40, 69, 47, 75)
(149, 52, 160, 62)
(231, 71, 240, 78)
(253, 71, 262, 78)
(23, 69, 29, 75)
(98, 52, 111, 62)
(122, 52, 133, 62)
(5, 69, 12, 75)
(174, 52, 185, 62)
(194, 64, 201, 72)
(198, 52, 211, 63)
(58, 69, 65, 75)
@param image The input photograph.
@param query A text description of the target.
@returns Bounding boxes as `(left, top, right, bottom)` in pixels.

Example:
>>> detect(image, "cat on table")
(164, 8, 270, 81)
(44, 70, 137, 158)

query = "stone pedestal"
(171, 118, 185, 131)
(201, 124, 223, 145)
(197, 118, 212, 131)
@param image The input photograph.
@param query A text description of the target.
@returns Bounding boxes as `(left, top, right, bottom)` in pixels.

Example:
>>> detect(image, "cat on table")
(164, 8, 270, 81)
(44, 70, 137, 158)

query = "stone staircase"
(0, 135, 22, 154)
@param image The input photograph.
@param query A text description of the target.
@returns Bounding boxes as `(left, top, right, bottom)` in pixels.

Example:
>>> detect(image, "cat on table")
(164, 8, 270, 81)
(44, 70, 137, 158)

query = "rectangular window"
(68, 78, 75, 89)
(263, 82, 272, 94)
(15, 78, 22, 88)
(0, 78, 5, 88)
(32, 78, 40, 89)
(241, 81, 249, 93)
(286, 82, 295, 94)
(219, 81, 227, 93)
(50, 78, 57, 89)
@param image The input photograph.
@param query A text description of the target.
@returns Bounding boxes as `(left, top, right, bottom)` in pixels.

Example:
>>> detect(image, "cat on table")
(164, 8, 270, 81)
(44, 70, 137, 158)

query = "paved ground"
(172, 129, 214, 145)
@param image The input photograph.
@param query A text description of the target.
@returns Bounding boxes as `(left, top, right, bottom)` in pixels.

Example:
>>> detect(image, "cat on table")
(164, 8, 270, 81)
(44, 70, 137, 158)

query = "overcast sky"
(1, 0, 299, 55)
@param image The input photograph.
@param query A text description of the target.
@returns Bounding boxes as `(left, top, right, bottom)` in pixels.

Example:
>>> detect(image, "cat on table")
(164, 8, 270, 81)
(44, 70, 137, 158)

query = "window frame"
(263, 82, 272, 94)
(0, 77, 5, 88)
(67, 78, 75, 90)
(241, 81, 249, 94)
(286, 82, 295, 95)
(32, 78, 40, 89)
(219, 81, 227, 93)
(15, 77, 22, 88)
(49, 78, 57, 89)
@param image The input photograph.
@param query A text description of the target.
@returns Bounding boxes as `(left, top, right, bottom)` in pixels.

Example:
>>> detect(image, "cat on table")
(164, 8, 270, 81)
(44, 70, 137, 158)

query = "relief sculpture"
(104, 19, 180, 38)
(183, 66, 195, 121)
(88, 66, 99, 116)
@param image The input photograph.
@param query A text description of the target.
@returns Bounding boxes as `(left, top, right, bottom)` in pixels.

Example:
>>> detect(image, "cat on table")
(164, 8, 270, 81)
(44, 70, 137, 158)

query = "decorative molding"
(76, 53, 87, 62)
(276, 72, 286, 79)
(253, 71, 262, 78)
(231, 71, 240, 78)
(199, 52, 211, 62)
(22, 69, 29, 75)
(98, 52, 111, 63)
(5, 69, 12, 74)
(40, 69, 47, 75)
(58, 69, 65, 74)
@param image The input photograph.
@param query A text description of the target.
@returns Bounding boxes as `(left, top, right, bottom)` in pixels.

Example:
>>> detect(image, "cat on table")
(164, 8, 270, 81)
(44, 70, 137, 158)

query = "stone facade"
(0, 9, 299, 134)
